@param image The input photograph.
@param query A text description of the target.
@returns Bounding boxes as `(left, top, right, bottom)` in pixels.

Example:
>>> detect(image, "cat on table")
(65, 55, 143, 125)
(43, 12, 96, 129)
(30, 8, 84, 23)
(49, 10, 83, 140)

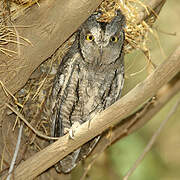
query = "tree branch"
(89, 72, 180, 161)
(2, 46, 179, 180)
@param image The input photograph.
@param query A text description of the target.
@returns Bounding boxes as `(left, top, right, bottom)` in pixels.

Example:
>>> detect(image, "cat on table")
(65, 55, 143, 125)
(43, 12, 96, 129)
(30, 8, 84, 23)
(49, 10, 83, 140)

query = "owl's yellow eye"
(86, 34, 94, 41)
(111, 36, 118, 42)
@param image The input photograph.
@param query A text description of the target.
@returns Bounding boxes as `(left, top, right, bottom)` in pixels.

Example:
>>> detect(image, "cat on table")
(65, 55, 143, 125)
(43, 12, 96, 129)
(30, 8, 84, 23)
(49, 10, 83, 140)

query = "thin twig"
(0, 143, 6, 171)
(5, 103, 58, 140)
(123, 98, 180, 180)
(154, 26, 177, 36)
(6, 124, 23, 180)
(0, 81, 23, 108)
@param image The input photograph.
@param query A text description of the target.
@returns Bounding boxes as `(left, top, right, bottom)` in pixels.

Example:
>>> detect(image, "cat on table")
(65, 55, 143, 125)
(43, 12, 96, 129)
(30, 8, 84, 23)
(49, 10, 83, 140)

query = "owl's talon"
(69, 129, 75, 139)
(68, 122, 81, 140)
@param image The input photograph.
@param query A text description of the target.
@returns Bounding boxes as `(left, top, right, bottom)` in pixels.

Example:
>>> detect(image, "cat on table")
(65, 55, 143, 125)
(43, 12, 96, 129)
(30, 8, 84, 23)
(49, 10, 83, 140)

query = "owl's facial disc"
(79, 11, 125, 66)
(80, 26, 124, 65)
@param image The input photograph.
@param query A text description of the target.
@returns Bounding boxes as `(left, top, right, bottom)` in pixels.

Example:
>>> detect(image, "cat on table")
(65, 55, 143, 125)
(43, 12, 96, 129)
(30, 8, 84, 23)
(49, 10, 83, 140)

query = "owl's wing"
(50, 33, 80, 137)
(48, 35, 84, 173)
(51, 60, 80, 137)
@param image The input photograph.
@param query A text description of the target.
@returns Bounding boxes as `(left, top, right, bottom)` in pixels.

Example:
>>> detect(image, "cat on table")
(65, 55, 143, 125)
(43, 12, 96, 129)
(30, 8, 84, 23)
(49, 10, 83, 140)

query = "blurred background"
(73, 0, 180, 179)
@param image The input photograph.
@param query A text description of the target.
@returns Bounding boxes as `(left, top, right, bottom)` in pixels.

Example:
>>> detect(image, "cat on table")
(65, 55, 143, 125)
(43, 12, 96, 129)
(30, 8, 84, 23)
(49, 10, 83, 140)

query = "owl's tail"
(54, 136, 100, 173)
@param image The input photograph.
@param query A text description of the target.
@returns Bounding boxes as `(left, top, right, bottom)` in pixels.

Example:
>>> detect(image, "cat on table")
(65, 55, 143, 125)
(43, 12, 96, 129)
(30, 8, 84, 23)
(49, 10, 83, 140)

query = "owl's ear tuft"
(112, 10, 126, 28)
(79, 12, 101, 32)
(105, 10, 126, 35)
(85, 12, 101, 24)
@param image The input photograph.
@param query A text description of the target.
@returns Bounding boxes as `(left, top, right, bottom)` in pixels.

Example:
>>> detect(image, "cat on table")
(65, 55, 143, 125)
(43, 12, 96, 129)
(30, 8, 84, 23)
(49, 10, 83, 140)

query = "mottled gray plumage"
(49, 10, 125, 173)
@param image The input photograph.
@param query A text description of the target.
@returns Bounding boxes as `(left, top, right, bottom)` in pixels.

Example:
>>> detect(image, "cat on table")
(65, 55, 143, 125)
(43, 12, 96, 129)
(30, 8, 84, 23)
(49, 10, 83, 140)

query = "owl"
(48, 10, 126, 173)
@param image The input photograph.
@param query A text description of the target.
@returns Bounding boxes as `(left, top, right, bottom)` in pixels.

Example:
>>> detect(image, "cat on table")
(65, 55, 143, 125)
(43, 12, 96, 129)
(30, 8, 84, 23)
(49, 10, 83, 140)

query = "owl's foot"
(68, 122, 81, 139)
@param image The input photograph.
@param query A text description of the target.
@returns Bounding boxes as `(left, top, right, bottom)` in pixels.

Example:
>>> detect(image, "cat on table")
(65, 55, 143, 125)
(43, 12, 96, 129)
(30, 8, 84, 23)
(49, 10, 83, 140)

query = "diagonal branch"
(87, 72, 180, 160)
(82, 75, 180, 178)
(2, 45, 179, 180)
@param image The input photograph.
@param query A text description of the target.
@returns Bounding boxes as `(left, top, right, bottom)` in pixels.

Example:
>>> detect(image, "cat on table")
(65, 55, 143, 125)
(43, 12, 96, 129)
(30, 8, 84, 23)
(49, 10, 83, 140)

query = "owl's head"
(79, 10, 125, 66)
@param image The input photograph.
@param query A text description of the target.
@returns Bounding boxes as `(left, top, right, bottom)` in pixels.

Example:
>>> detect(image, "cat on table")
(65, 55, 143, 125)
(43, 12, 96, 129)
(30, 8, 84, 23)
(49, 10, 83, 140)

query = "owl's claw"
(69, 129, 75, 139)
(68, 122, 81, 140)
